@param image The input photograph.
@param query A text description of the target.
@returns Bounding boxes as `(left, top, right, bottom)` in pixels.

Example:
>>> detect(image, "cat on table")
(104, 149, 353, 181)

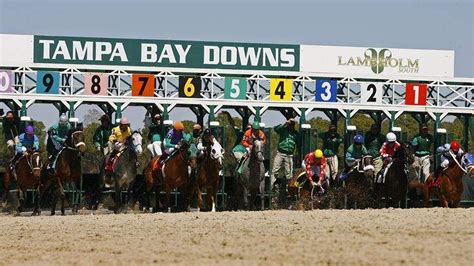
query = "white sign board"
(300, 45, 454, 78)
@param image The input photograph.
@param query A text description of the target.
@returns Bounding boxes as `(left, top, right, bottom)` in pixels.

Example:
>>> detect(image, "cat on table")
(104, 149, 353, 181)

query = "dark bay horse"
(423, 152, 474, 208)
(102, 132, 143, 213)
(235, 140, 266, 210)
(343, 155, 375, 209)
(3, 151, 42, 215)
(194, 140, 224, 212)
(39, 129, 85, 215)
(375, 143, 411, 208)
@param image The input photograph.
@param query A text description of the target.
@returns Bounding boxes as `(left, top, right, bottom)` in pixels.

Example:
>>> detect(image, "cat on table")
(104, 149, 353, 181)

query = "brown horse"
(288, 169, 327, 210)
(146, 139, 195, 212)
(39, 129, 85, 215)
(422, 153, 474, 208)
(3, 151, 42, 215)
(193, 140, 224, 212)
(344, 155, 375, 209)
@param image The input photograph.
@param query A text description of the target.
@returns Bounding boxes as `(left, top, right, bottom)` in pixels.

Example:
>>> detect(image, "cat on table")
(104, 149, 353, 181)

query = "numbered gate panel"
(224, 77, 246, 99)
(360, 82, 383, 104)
(36, 71, 60, 94)
(179, 76, 202, 98)
(269, 78, 292, 101)
(0, 70, 13, 93)
(132, 74, 155, 97)
(315, 79, 337, 102)
(405, 83, 427, 106)
(84, 73, 108, 96)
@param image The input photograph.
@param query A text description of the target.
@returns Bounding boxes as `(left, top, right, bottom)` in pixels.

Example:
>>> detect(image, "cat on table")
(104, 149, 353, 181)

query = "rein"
(449, 151, 469, 174)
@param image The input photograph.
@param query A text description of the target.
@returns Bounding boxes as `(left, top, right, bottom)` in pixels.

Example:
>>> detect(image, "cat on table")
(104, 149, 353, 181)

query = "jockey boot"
(236, 157, 246, 175)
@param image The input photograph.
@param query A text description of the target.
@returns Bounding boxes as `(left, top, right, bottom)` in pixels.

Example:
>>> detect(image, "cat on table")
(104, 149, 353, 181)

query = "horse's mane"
(65, 128, 83, 146)
(393, 141, 409, 164)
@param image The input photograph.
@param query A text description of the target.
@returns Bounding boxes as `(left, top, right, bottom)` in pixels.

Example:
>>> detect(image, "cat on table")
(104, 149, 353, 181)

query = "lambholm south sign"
(0, 34, 455, 78)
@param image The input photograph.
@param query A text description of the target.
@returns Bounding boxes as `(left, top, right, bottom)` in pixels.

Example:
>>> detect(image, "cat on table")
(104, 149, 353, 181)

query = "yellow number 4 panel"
(269, 79, 292, 101)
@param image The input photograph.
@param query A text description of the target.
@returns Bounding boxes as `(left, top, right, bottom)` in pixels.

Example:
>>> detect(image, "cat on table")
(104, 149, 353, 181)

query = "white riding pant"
(147, 141, 162, 157)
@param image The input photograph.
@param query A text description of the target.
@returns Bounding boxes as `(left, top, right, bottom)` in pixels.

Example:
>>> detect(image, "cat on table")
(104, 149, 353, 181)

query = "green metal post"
(20, 100, 27, 117)
(68, 102, 76, 118)
(115, 103, 122, 122)
(162, 104, 169, 142)
(254, 107, 261, 123)
(343, 110, 352, 162)
(208, 105, 216, 127)
(433, 113, 441, 168)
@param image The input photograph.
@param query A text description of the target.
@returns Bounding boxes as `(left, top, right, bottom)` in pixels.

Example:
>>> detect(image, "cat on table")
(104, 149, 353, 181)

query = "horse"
(423, 152, 474, 208)
(101, 131, 143, 213)
(193, 140, 224, 212)
(342, 155, 375, 209)
(39, 129, 85, 215)
(2, 150, 42, 215)
(287, 169, 328, 210)
(144, 139, 198, 212)
(375, 142, 411, 208)
(235, 140, 266, 210)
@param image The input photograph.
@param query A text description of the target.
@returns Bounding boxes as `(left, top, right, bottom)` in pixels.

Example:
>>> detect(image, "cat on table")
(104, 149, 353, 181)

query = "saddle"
(105, 150, 124, 173)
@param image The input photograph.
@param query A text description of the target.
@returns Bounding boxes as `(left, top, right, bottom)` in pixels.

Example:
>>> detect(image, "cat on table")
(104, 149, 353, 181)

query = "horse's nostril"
(212, 149, 216, 154)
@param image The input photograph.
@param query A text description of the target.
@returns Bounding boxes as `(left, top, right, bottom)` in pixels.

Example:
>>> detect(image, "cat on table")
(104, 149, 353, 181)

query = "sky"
(0, 0, 473, 129)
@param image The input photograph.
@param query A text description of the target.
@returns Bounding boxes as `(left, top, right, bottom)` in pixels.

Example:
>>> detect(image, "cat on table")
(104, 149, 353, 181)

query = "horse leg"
(154, 185, 162, 212)
(197, 186, 203, 212)
(16, 189, 23, 215)
(165, 186, 171, 213)
(60, 193, 66, 216)
(259, 180, 265, 211)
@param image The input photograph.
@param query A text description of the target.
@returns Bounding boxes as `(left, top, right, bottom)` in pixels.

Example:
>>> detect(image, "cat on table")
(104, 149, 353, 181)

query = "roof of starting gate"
(0, 34, 472, 119)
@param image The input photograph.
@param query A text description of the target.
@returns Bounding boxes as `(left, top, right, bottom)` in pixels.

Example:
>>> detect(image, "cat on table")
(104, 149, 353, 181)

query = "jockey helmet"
(193, 124, 202, 130)
(59, 114, 68, 125)
(450, 140, 460, 152)
(252, 121, 260, 130)
(314, 149, 323, 159)
(154, 113, 161, 119)
(386, 132, 397, 142)
(25, 125, 35, 135)
(119, 117, 130, 125)
(174, 121, 184, 130)
(246, 124, 252, 130)
(203, 128, 211, 136)
(353, 134, 364, 144)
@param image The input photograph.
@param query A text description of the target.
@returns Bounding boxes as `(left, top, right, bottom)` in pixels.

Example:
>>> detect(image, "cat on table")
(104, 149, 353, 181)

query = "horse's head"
(30, 151, 42, 178)
(403, 142, 415, 165)
(462, 153, 474, 178)
(128, 131, 143, 155)
(393, 142, 408, 164)
(67, 129, 86, 155)
(210, 140, 225, 168)
(252, 140, 264, 161)
(361, 155, 375, 179)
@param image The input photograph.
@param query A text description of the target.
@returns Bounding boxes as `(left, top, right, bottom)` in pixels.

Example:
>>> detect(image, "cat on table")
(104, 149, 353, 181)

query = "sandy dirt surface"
(0, 208, 472, 265)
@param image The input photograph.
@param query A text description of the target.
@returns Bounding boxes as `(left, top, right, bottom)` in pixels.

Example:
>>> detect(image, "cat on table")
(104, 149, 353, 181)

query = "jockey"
(2, 111, 21, 156)
(340, 134, 368, 181)
(196, 128, 215, 159)
(93, 114, 113, 156)
(10, 125, 39, 177)
(233, 121, 266, 174)
(345, 134, 368, 167)
(191, 124, 202, 144)
(47, 114, 71, 172)
(433, 140, 464, 183)
(105, 117, 132, 171)
(302, 149, 327, 189)
(161, 121, 186, 162)
(147, 113, 163, 157)
(377, 132, 401, 183)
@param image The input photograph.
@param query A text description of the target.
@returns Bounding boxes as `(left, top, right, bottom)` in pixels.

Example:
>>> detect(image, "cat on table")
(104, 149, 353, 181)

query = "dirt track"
(0, 208, 472, 265)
